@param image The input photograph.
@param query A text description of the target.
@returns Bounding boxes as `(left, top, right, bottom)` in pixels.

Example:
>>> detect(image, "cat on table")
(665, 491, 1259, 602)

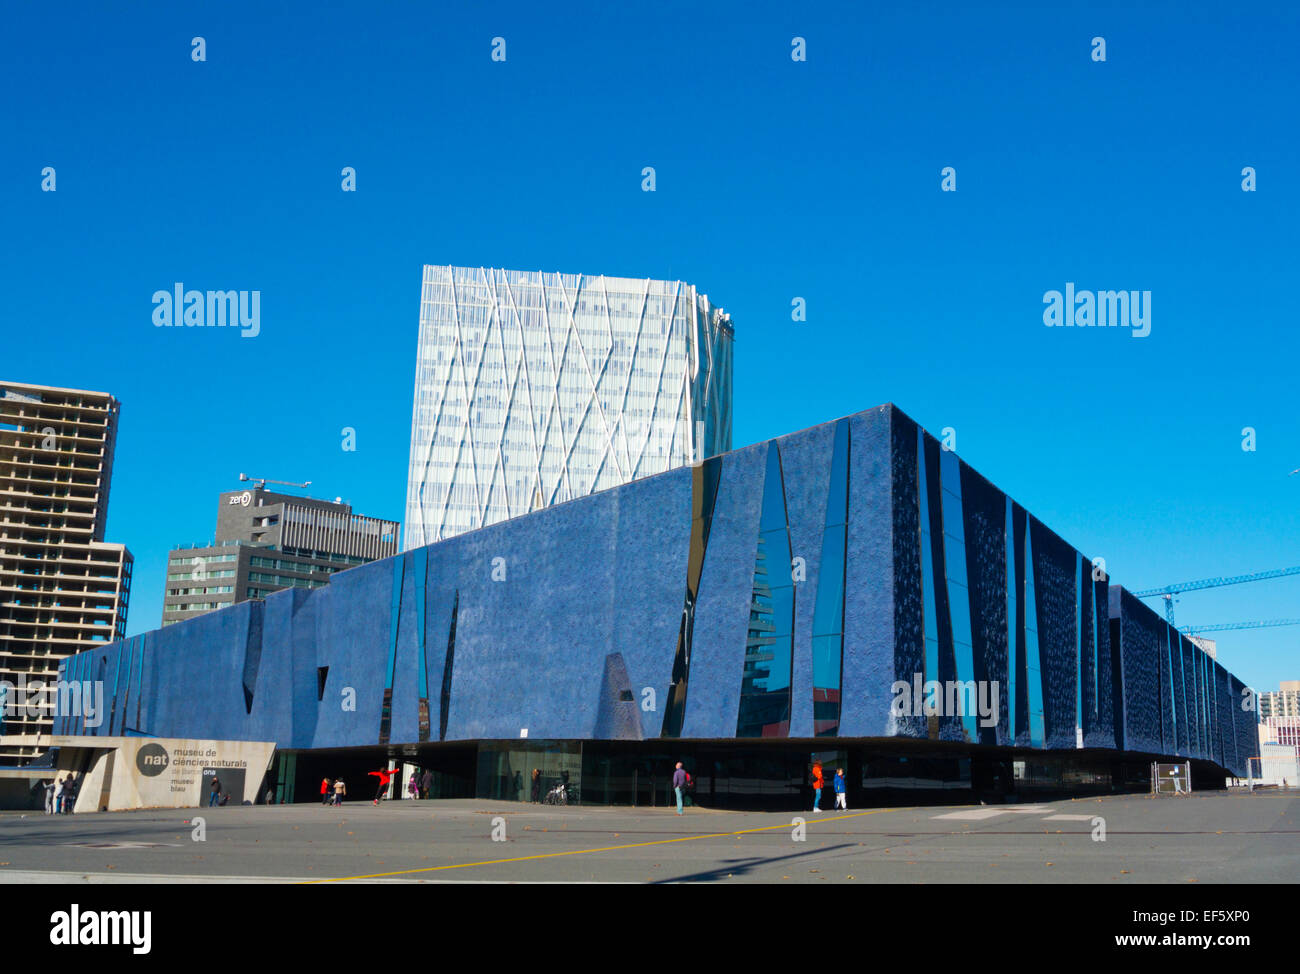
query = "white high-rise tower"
(403, 266, 734, 548)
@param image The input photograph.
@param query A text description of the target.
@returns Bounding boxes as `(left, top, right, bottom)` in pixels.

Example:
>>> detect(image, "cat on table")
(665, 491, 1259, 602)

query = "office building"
(1260, 716, 1300, 748)
(0, 381, 132, 763)
(403, 265, 733, 547)
(1259, 680, 1300, 720)
(62, 404, 1258, 806)
(162, 486, 398, 626)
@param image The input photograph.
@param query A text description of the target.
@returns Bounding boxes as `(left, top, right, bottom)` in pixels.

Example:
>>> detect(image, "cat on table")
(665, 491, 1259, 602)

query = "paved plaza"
(1, 791, 1296, 884)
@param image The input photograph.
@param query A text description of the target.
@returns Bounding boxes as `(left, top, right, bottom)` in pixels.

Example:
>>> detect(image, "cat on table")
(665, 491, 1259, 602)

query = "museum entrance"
(273, 744, 475, 804)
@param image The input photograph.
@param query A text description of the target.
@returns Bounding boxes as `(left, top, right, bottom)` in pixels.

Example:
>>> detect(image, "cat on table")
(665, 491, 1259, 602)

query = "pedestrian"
(672, 761, 687, 815)
(43, 779, 55, 814)
(333, 778, 346, 806)
(54, 776, 66, 814)
(530, 768, 541, 803)
(320, 776, 331, 805)
(811, 762, 824, 813)
(368, 766, 398, 805)
(209, 775, 222, 807)
(64, 773, 78, 813)
(407, 772, 419, 801)
(833, 768, 847, 809)
(420, 768, 433, 799)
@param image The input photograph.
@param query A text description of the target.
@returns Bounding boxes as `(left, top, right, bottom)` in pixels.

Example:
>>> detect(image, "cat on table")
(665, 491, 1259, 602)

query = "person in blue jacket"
(833, 768, 847, 810)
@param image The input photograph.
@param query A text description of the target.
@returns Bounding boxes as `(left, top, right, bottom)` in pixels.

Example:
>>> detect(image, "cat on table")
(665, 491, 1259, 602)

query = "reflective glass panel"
(918, 430, 939, 716)
(811, 420, 849, 736)
(1076, 556, 1084, 741)
(1005, 496, 1016, 740)
(940, 448, 977, 742)
(737, 443, 794, 737)
(1024, 527, 1045, 747)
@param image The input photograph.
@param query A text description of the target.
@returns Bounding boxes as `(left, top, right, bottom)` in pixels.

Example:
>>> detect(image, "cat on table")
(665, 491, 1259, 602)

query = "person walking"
(420, 768, 433, 799)
(320, 776, 331, 805)
(209, 775, 222, 807)
(407, 772, 420, 801)
(811, 762, 825, 813)
(333, 777, 346, 806)
(368, 766, 398, 805)
(833, 768, 847, 810)
(530, 768, 541, 803)
(672, 762, 687, 815)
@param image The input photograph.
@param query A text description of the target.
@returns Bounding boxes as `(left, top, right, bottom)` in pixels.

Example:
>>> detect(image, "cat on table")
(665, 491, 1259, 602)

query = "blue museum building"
(53, 405, 1259, 808)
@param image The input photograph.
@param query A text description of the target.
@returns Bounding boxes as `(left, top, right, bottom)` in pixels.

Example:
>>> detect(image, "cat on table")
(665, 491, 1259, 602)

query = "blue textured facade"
(55, 404, 1257, 779)
(1108, 587, 1258, 775)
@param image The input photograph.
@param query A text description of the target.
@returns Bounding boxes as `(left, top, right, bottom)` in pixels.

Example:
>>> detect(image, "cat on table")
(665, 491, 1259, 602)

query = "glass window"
(1165, 627, 1179, 752)
(1076, 555, 1084, 741)
(738, 442, 794, 737)
(1025, 526, 1045, 747)
(1005, 497, 1016, 741)
(918, 431, 939, 718)
(940, 450, 977, 742)
(811, 419, 849, 736)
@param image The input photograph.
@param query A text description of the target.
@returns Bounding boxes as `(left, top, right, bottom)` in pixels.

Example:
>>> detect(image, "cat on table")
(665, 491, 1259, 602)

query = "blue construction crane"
(1132, 565, 1300, 628)
(1182, 618, 1300, 635)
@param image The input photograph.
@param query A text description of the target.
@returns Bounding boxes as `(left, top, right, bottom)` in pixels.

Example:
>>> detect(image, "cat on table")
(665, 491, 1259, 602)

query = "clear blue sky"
(2, 1, 1296, 692)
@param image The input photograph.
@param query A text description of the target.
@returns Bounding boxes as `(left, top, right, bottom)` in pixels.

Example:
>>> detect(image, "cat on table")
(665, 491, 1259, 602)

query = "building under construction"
(0, 381, 132, 764)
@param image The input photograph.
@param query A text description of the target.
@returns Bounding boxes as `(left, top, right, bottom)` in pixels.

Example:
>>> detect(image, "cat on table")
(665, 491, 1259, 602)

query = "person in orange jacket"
(811, 762, 825, 813)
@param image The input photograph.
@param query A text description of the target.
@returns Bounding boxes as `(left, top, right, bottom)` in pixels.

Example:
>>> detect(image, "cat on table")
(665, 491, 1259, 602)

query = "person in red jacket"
(811, 762, 825, 813)
(368, 766, 398, 805)
(320, 777, 331, 805)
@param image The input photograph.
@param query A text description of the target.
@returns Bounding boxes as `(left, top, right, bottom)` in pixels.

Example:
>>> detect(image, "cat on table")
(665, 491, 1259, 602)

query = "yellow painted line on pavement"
(307, 807, 903, 883)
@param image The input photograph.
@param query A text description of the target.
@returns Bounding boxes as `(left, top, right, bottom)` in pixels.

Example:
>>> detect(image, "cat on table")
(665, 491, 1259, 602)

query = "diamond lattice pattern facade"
(404, 266, 733, 547)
